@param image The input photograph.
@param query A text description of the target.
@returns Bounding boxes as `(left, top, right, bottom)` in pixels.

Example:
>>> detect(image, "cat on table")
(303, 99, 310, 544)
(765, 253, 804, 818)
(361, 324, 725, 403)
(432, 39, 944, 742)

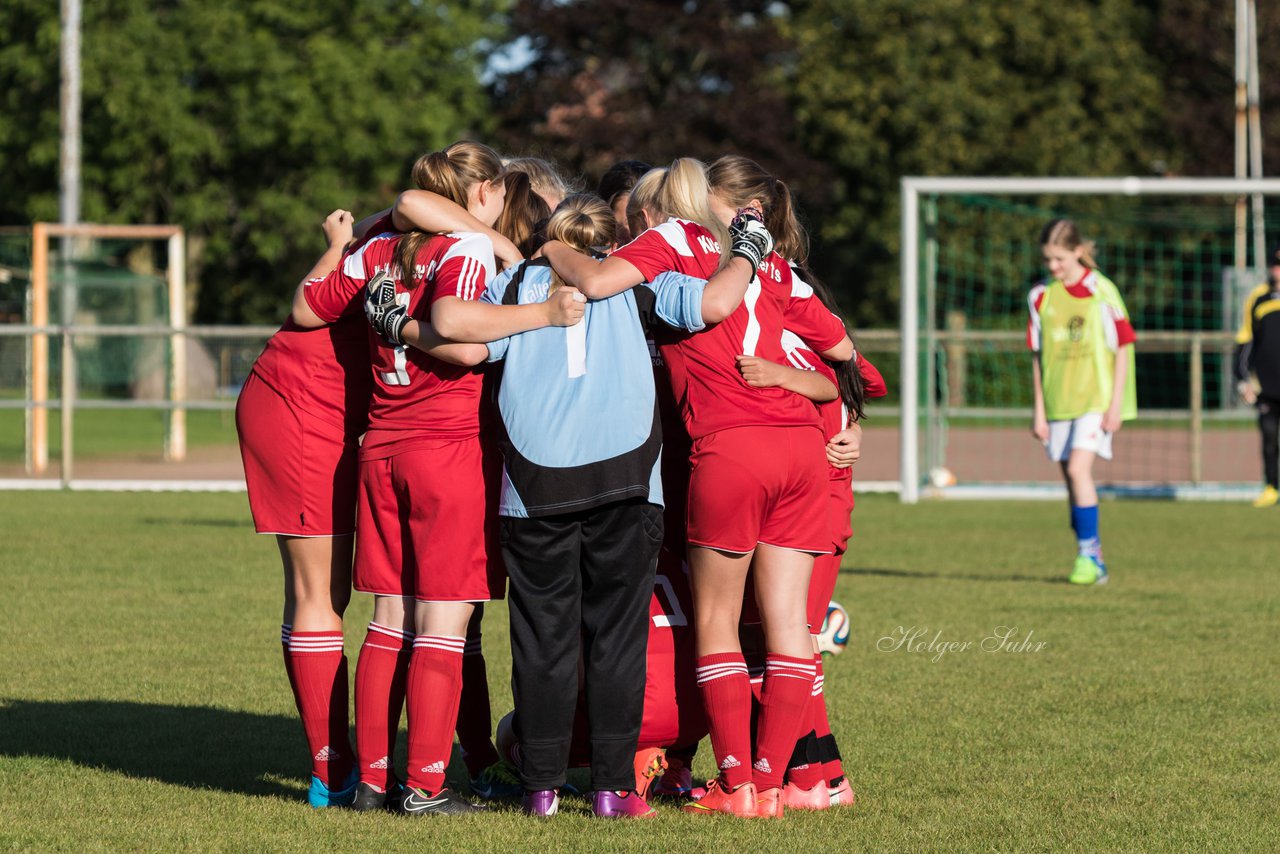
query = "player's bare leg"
(752, 546, 815, 660)
(689, 547, 751, 657)
(1062, 449, 1098, 507)
(279, 533, 352, 631)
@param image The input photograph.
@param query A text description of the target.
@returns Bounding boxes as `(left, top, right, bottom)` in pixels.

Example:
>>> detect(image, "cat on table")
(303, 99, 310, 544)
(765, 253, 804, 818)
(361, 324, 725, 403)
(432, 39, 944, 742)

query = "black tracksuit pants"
(1259, 395, 1280, 488)
(501, 498, 662, 791)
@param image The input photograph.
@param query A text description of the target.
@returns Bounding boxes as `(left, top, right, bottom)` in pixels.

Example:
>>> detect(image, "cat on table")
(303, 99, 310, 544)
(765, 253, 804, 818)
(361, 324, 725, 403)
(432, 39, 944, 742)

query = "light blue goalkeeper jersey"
(482, 259, 706, 518)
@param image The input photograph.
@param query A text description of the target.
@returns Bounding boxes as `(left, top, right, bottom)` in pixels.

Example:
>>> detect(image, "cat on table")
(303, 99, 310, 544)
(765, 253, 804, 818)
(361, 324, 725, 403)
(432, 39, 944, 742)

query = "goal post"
(900, 176, 1280, 503)
(24, 223, 186, 480)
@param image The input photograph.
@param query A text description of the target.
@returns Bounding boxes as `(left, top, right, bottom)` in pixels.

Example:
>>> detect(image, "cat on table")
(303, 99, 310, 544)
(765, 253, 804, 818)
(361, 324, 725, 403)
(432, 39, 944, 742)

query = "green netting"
(921, 194, 1266, 487)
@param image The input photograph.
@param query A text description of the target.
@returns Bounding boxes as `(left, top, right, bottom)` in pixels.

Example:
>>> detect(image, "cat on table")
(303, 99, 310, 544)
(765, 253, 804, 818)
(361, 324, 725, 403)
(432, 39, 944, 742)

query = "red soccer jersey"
(781, 332, 888, 480)
(304, 230, 495, 458)
(249, 309, 373, 437)
(248, 216, 399, 437)
(613, 220, 841, 440)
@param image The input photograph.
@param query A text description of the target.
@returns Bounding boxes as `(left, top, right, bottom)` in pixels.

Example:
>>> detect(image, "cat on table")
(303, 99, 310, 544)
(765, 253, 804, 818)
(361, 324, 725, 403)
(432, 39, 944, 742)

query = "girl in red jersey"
(748, 331, 886, 811)
(236, 209, 367, 807)
(296, 141, 580, 816)
(542, 157, 853, 818)
(241, 180, 538, 809)
(379, 171, 556, 802)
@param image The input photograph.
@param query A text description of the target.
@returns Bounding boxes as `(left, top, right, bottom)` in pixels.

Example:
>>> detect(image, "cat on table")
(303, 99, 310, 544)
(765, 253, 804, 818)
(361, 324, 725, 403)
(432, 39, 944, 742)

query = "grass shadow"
(842, 566, 1067, 585)
(0, 699, 306, 798)
(0, 699, 491, 803)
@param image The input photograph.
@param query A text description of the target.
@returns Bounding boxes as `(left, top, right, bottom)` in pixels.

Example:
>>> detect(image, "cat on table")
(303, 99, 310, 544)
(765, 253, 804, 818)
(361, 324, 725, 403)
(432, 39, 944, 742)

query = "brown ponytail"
(706, 155, 808, 264)
(397, 140, 504, 289)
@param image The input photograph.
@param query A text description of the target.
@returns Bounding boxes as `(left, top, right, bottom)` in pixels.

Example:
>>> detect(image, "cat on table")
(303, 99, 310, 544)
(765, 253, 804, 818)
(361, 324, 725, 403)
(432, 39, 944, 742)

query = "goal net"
(899, 177, 1280, 502)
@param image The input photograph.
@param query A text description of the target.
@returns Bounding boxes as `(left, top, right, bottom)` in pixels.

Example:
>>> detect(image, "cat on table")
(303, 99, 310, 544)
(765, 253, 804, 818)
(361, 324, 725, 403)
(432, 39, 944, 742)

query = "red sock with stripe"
(354, 622, 412, 790)
(696, 653, 753, 790)
(786, 653, 828, 790)
(457, 633, 500, 777)
(281, 624, 302, 711)
(752, 653, 816, 790)
(813, 655, 846, 784)
(405, 635, 465, 794)
(286, 630, 354, 787)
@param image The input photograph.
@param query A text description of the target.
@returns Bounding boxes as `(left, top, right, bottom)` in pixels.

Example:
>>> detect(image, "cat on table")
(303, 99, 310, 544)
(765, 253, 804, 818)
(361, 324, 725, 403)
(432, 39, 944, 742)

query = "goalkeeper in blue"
(1027, 219, 1137, 585)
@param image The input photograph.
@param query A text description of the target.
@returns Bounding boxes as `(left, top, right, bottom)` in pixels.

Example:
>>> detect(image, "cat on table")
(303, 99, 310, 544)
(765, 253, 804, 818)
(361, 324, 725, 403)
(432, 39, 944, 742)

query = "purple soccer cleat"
(592, 789, 657, 819)
(522, 789, 560, 817)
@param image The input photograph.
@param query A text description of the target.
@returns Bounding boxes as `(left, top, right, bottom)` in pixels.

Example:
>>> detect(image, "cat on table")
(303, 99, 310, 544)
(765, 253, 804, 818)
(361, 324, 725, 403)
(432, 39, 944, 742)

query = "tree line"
(0, 0, 1275, 326)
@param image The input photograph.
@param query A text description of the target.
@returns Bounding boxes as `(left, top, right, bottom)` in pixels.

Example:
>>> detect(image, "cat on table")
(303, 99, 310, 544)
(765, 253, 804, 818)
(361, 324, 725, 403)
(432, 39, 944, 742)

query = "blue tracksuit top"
(482, 259, 707, 518)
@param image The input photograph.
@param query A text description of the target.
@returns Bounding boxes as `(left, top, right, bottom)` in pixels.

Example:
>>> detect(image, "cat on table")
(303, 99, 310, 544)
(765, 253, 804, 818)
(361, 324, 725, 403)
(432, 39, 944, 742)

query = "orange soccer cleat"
(781, 780, 830, 811)
(632, 747, 668, 801)
(828, 777, 857, 807)
(682, 778, 759, 818)
(755, 786, 784, 818)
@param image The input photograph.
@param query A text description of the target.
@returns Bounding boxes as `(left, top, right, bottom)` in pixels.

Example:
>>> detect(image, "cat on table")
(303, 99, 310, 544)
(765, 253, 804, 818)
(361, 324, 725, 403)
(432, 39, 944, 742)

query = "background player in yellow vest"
(1232, 244, 1280, 508)
(1027, 219, 1137, 585)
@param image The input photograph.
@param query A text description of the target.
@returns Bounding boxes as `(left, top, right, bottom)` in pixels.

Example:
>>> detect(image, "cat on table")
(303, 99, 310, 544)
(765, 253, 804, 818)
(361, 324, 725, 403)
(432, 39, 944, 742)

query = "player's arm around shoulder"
(645, 272, 709, 332)
(291, 209, 355, 327)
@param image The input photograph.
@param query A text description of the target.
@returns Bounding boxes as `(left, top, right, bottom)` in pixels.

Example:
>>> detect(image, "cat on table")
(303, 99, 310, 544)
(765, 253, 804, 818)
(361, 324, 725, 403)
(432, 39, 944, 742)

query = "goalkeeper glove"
(364, 270, 410, 346)
(729, 209, 774, 273)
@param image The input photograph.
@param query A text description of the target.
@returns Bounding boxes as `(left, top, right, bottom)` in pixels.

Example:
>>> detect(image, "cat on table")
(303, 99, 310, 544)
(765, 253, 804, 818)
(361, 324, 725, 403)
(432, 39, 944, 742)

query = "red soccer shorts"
(354, 439, 497, 602)
(686, 425, 831, 554)
(827, 476, 854, 555)
(236, 372, 358, 537)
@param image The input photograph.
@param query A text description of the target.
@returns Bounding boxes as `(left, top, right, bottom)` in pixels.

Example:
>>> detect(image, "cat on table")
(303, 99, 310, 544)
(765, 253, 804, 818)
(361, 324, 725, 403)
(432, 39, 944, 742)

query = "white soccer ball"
(817, 601, 851, 656)
(928, 466, 957, 488)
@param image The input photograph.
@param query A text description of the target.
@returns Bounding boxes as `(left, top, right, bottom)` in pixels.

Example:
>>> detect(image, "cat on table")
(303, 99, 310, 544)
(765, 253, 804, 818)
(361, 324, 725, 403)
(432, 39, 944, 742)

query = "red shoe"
(682, 778, 758, 817)
(781, 780, 830, 810)
(632, 747, 667, 801)
(828, 777, 857, 807)
(756, 786, 784, 818)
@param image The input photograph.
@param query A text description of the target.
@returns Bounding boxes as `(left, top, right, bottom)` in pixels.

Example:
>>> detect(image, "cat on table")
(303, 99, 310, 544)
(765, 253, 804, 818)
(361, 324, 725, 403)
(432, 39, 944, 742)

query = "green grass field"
(0, 493, 1275, 851)
(0, 409, 240, 463)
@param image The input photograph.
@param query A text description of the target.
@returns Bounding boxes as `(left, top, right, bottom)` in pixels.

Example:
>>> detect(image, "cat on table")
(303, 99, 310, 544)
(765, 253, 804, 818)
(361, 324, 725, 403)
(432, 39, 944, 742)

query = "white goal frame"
(899, 176, 1280, 503)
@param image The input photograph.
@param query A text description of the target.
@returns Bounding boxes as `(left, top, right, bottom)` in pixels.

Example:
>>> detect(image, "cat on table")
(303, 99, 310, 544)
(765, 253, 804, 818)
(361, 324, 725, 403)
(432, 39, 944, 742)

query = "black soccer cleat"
(351, 779, 405, 812)
(397, 786, 486, 816)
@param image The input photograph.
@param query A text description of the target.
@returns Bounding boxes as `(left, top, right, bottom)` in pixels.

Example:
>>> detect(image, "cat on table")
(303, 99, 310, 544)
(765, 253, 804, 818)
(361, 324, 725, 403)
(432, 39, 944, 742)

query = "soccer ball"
(817, 601, 851, 656)
(928, 466, 957, 488)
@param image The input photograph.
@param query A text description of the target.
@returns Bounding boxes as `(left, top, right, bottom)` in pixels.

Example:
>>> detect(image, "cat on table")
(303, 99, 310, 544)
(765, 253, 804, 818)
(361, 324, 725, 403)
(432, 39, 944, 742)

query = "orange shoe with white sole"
(828, 777, 857, 807)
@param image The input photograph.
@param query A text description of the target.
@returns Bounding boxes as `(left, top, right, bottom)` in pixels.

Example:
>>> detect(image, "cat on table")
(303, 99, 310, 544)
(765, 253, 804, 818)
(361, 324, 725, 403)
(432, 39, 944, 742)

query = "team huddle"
(236, 142, 886, 819)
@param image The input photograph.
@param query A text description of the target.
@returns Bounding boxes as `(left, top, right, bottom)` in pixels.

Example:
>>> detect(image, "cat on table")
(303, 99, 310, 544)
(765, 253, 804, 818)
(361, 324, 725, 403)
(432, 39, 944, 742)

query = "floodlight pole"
(1235, 0, 1249, 272)
(59, 0, 80, 246)
(1247, 0, 1266, 268)
(58, 0, 81, 485)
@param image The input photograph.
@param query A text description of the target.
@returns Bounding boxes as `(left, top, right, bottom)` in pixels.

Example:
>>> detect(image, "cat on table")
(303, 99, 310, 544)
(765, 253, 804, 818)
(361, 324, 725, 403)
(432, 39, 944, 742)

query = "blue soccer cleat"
(307, 767, 359, 808)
